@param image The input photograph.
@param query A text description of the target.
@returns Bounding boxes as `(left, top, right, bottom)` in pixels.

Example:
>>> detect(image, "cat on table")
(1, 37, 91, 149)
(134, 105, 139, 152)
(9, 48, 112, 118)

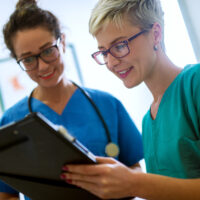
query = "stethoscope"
(28, 82, 120, 157)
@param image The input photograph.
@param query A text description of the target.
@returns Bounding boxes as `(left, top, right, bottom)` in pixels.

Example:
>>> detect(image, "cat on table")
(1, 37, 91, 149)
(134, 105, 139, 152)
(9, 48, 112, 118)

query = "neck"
(33, 78, 76, 103)
(145, 53, 182, 102)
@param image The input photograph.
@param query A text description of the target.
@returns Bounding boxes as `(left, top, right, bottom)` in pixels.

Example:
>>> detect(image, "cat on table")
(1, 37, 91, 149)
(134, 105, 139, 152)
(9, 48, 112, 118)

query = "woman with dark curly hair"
(0, 0, 143, 199)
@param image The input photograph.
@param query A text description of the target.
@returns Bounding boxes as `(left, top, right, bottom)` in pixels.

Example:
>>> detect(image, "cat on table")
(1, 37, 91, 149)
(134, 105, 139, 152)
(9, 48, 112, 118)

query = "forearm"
(0, 193, 19, 200)
(6, 198, 18, 200)
(132, 173, 200, 200)
(130, 162, 142, 171)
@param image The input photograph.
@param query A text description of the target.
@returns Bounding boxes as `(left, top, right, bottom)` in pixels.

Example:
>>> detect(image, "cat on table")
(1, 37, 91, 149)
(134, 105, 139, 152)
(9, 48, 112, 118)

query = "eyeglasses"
(17, 38, 61, 71)
(91, 30, 147, 65)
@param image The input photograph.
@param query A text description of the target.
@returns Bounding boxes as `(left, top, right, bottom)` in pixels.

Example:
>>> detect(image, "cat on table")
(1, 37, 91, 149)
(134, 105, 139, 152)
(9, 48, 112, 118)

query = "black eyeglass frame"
(17, 38, 61, 71)
(91, 30, 147, 65)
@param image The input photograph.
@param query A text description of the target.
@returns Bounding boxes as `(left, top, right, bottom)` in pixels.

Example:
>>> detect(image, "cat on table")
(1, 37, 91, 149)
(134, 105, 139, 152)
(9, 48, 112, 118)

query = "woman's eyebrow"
(98, 36, 127, 49)
(18, 41, 53, 58)
(39, 41, 53, 50)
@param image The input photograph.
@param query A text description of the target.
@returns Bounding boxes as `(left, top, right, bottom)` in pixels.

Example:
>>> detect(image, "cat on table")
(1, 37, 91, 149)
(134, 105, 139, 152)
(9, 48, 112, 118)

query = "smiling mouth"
(39, 71, 55, 79)
(117, 66, 133, 78)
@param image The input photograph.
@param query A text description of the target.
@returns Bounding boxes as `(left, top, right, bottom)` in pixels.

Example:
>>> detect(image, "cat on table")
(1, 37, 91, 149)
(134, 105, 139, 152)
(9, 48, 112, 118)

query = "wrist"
(128, 171, 145, 198)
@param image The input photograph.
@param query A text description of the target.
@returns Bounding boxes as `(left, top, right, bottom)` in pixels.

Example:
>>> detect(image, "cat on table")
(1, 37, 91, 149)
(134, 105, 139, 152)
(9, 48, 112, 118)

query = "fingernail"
(62, 166, 69, 171)
(60, 174, 66, 180)
(66, 179, 72, 184)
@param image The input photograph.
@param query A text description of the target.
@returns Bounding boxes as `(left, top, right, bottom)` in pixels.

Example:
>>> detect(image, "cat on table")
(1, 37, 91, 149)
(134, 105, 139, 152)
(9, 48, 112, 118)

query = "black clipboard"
(0, 112, 100, 200)
(0, 112, 132, 200)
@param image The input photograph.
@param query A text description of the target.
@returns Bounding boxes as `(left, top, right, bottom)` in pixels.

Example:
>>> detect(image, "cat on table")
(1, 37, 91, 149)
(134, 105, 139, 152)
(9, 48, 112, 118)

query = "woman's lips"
(39, 70, 55, 80)
(117, 66, 133, 79)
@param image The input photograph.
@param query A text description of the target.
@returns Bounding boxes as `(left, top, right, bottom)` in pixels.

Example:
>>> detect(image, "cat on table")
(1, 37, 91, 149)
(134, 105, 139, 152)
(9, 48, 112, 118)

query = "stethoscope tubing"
(28, 82, 112, 144)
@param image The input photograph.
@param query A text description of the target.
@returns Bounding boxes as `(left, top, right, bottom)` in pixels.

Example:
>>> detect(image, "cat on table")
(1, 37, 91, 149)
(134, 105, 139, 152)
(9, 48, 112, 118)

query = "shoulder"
(83, 87, 120, 104)
(180, 63, 200, 80)
(82, 87, 125, 111)
(183, 63, 200, 71)
(83, 87, 116, 98)
(0, 97, 29, 126)
(171, 64, 200, 93)
(178, 63, 200, 92)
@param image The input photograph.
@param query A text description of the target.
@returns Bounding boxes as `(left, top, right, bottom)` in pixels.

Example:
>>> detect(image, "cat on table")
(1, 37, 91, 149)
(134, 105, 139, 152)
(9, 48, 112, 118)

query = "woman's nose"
(106, 53, 120, 70)
(38, 57, 49, 71)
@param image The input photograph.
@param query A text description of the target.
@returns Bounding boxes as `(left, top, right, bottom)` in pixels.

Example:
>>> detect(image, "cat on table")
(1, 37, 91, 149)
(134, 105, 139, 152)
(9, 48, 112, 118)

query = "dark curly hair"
(3, 0, 61, 58)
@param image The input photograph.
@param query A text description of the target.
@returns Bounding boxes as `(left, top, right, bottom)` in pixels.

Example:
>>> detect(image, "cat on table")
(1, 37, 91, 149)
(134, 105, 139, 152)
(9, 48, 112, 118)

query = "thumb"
(96, 156, 118, 164)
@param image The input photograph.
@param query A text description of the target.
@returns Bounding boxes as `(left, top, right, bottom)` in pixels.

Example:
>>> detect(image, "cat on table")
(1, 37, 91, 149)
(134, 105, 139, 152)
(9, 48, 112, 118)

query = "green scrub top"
(142, 64, 200, 178)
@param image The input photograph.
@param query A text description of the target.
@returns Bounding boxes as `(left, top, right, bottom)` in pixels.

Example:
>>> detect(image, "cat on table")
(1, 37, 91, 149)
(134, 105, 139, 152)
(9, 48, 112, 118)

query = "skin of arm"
(0, 193, 19, 200)
(61, 156, 200, 200)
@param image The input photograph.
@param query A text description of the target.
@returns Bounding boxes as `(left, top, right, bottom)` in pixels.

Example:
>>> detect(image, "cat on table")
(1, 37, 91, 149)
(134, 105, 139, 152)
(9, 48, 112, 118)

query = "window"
(161, 0, 196, 66)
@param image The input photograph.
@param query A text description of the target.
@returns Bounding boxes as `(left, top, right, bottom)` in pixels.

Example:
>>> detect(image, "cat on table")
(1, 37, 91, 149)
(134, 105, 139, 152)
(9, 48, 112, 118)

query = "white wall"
(178, 0, 200, 62)
(0, 0, 197, 132)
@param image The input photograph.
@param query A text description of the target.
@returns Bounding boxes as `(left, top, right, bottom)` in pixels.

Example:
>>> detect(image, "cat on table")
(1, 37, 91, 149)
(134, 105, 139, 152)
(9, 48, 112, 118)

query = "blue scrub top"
(0, 87, 143, 199)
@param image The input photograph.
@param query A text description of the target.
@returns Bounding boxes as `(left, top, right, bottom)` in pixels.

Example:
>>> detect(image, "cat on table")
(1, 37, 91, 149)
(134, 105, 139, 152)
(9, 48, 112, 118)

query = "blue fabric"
(0, 87, 143, 200)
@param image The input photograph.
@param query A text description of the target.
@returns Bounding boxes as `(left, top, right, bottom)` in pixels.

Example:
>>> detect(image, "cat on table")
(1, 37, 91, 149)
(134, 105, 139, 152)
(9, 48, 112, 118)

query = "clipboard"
(0, 112, 132, 200)
(0, 112, 100, 200)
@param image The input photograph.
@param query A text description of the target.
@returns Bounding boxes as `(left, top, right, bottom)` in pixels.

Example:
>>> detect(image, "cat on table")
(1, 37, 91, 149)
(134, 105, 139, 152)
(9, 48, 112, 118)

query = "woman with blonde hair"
(62, 0, 200, 199)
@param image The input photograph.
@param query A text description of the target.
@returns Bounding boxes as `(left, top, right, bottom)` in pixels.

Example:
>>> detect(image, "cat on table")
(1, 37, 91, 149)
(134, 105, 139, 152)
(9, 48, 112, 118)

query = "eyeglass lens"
(19, 46, 59, 71)
(94, 41, 129, 65)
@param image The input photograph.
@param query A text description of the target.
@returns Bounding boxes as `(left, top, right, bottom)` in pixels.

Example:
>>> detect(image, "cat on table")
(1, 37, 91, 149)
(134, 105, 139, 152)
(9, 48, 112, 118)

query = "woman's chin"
(123, 81, 135, 89)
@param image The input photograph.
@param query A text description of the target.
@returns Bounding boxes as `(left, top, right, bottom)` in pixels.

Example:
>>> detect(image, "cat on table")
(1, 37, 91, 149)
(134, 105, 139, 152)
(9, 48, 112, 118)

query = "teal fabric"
(0, 87, 143, 199)
(142, 64, 200, 178)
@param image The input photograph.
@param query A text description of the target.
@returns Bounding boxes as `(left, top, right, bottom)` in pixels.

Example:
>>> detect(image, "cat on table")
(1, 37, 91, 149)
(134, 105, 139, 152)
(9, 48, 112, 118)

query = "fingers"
(60, 172, 115, 199)
(60, 158, 133, 199)
(95, 156, 117, 164)
(66, 179, 111, 199)
(63, 175, 127, 200)
(61, 172, 100, 185)
(63, 163, 104, 175)
(62, 157, 118, 175)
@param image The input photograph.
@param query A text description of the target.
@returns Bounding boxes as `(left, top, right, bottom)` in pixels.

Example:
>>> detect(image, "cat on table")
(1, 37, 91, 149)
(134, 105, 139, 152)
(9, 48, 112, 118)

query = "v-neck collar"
(30, 88, 81, 117)
(149, 67, 185, 122)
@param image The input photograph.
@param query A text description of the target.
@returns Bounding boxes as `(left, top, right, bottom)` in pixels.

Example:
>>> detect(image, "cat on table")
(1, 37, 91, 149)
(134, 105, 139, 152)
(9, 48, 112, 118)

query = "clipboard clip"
(58, 126, 75, 142)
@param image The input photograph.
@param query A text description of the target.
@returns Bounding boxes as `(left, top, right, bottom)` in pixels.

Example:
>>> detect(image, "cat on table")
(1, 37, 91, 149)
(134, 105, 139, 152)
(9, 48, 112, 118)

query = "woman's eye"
(23, 56, 35, 64)
(42, 47, 54, 56)
(114, 43, 126, 51)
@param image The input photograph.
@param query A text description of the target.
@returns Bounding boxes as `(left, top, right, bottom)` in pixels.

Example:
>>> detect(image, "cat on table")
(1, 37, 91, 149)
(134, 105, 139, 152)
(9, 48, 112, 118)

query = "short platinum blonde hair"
(89, 0, 165, 49)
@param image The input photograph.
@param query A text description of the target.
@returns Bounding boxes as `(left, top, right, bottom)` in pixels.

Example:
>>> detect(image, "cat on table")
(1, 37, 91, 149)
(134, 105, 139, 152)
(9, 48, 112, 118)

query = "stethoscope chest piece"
(105, 142, 119, 157)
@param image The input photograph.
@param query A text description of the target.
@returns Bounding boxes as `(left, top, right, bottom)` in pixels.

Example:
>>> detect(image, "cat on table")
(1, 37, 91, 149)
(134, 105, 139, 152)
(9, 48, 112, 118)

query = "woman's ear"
(60, 33, 66, 53)
(152, 22, 162, 47)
